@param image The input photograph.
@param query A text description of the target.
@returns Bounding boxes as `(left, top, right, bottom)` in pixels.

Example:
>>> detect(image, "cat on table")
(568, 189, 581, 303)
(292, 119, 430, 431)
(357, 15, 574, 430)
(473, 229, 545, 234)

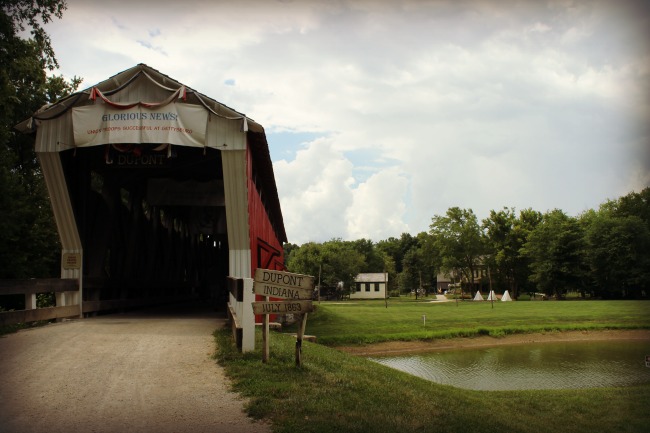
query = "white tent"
(487, 290, 497, 301)
(501, 290, 512, 301)
(473, 291, 484, 301)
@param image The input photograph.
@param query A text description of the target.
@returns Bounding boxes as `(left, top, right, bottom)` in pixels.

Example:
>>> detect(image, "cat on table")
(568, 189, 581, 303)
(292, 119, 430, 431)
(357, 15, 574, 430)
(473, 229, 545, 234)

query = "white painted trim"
(241, 278, 255, 352)
(221, 150, 250, 253)
(229, 250, 252, 279)
(38, 153, 83, 287)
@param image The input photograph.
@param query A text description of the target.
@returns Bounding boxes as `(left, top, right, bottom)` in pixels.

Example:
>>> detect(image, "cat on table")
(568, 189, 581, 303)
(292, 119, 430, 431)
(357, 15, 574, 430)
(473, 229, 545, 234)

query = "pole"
(262, 295, 270, 363)
(78, 252, 84, 318)
(489, 266, 494, 310)
(384, 269, 388, 308)
(295, 313, 308, 367)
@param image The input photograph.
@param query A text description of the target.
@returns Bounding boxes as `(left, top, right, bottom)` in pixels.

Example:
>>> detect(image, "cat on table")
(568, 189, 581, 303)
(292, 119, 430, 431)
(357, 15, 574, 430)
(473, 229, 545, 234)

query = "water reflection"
(369, 340, 650, 391)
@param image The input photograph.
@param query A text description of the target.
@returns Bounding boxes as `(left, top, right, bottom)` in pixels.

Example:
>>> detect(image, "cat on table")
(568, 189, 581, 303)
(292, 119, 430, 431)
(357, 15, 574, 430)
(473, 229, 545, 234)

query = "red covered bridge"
(14, 64, 287, 331)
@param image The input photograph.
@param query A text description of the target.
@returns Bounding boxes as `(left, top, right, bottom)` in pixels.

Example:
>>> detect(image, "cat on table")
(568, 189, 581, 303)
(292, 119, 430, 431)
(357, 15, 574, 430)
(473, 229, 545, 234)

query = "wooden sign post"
(252, 269, 315, 366)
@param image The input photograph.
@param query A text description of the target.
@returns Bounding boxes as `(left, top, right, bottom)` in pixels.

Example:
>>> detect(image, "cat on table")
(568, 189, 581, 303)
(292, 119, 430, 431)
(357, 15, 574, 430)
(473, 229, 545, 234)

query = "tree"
(482, 207, 541, 299)
(522, 209, 585, 298)
(285, 239, 365, 299)
(282, 242, 300, 265)
(0, 0, 80, 278)
(2, 0, 67, 71)
(429, 207, 485, 296)
(379, 254, 397, 295)
(351, 238, 385, 272)
(601, 187, 650, 228)
(400, 232, 438, 298)
(415, 231, 438, 294)
(511, 208, 542, 297)
(285, 242, 322, 280)
(284, 188, 647, 301)
(581, 208, 650, 298)
(400, 247, 422, 295)
(482, 207, 517, 295)
(321, 240, 365, 296)
(376, 233, 418, 274)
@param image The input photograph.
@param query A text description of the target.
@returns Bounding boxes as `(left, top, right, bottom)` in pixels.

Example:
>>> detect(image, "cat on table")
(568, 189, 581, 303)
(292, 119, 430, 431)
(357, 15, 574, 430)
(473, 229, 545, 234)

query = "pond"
(369, 340, 650, 391)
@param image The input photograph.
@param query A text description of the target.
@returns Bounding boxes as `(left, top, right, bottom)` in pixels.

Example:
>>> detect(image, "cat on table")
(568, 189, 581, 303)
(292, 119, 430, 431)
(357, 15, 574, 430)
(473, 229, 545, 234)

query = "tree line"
(285, 187, 650, 300)
(1, 0, 80, 280)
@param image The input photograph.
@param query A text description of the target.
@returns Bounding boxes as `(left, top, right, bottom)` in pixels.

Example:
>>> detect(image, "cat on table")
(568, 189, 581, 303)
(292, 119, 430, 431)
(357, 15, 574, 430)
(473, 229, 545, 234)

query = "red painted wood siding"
(246, 141, 285, 322)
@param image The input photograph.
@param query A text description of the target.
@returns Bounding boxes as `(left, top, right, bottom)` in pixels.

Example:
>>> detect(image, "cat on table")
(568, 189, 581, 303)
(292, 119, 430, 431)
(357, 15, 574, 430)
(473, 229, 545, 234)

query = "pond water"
(369, 340, 650, 391)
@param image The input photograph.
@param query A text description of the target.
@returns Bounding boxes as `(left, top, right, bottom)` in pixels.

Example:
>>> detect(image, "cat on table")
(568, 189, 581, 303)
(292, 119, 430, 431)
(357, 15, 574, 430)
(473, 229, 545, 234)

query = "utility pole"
(384, 269, 388, 308)
(318, 264, 322, 304)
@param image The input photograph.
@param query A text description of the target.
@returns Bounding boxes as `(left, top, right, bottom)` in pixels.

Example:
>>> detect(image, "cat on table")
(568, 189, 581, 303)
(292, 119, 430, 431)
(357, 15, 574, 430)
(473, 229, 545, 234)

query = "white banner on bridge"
(72, 103, 207, 148)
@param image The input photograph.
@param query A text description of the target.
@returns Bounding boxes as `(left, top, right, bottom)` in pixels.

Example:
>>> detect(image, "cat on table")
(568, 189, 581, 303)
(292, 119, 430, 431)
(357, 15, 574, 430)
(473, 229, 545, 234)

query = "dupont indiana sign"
(253, 269, 314, 300)
(252, 269, 315, 366)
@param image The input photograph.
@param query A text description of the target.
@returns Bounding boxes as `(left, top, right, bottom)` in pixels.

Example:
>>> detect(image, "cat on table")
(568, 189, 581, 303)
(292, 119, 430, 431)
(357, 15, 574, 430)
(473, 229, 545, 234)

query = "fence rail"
(0, 279, 196, 327)
(0, 278, 78, 295)
(0, 278, 80, 326)
(0, 305, 81, 326)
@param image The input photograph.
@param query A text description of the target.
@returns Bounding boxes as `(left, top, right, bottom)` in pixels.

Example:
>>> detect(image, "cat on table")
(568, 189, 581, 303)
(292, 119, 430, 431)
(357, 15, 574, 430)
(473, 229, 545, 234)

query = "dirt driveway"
(0, 303, 270, 433)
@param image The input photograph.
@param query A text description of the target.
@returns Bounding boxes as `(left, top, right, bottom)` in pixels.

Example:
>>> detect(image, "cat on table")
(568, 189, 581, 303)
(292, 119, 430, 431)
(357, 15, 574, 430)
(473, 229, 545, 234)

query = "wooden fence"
(0, 279, 80, 326)
(0, 278, 196, 327)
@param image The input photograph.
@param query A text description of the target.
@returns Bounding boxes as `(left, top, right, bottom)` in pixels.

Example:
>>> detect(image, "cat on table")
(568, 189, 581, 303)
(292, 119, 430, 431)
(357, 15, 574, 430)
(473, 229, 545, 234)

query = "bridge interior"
(60, 144, 229, 309)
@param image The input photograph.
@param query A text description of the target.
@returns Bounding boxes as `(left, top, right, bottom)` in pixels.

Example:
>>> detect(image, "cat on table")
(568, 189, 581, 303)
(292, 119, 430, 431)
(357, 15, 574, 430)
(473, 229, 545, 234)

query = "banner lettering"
(72, 103, 207, 147)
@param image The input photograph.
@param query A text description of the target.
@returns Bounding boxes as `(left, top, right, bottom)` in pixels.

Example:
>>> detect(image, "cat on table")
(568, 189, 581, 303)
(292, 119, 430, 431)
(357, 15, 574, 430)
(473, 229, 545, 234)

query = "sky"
(44, 0, 649, 245)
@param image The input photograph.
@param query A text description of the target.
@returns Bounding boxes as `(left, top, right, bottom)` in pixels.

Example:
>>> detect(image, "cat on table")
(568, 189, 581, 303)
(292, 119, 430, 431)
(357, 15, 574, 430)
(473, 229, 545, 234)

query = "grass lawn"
(214, 299, 650, 433)
(291, 298, 650, 346)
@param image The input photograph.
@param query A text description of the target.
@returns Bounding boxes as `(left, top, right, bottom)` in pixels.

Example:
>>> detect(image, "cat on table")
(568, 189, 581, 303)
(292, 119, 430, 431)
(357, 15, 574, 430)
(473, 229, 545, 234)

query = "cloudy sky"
(45, 0, 649, 245)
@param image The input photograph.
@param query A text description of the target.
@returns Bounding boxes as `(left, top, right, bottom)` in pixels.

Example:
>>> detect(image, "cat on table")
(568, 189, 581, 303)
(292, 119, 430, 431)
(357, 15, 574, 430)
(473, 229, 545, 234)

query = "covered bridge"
(16, 64, 287, 315)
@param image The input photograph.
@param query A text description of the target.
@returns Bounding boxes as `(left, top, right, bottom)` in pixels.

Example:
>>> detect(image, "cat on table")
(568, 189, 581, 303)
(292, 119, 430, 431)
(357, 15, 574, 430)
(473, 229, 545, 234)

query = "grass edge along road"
(214, 299, 650, 433)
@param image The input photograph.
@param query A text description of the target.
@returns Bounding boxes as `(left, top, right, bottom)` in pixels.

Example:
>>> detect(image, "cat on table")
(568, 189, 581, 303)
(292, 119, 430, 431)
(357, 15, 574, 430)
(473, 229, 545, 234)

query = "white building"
(350, 273, 388, 299)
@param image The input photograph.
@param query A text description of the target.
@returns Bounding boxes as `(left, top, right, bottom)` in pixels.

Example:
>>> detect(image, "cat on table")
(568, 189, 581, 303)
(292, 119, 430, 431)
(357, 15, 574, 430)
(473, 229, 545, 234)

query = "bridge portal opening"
(60, 144, 229, 309)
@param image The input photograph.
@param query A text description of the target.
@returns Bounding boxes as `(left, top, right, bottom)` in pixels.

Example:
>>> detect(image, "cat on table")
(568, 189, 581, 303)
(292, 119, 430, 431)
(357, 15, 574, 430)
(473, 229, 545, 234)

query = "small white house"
(350, 273, 388, 299)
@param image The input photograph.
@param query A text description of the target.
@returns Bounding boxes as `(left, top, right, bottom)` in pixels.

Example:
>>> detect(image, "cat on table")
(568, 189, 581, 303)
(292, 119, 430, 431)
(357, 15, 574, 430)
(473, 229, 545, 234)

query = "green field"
(294, 298, 650, 346)
(215, 299, 650, 433)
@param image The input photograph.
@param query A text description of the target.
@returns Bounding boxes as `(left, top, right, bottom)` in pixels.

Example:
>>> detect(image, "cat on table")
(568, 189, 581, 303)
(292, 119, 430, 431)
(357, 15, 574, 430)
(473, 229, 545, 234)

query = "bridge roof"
(16, 63, 261, 134)
(16, 63, 287, 244)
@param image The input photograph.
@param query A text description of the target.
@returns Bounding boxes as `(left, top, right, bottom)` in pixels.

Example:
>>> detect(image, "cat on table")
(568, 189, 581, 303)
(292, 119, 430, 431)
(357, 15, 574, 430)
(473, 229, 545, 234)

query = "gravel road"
(0, 303, 270, 433)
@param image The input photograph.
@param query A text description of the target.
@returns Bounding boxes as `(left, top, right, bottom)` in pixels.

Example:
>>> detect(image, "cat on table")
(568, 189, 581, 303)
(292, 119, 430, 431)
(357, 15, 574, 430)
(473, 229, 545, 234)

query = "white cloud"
(347, 168, 410, 240)
(274, 138, 355, 244)
(46, 0, 650, 243)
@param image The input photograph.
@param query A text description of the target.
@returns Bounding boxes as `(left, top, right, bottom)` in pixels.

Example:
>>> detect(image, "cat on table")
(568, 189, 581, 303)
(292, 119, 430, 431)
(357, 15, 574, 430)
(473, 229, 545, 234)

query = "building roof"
(355, 273, 388, 283)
